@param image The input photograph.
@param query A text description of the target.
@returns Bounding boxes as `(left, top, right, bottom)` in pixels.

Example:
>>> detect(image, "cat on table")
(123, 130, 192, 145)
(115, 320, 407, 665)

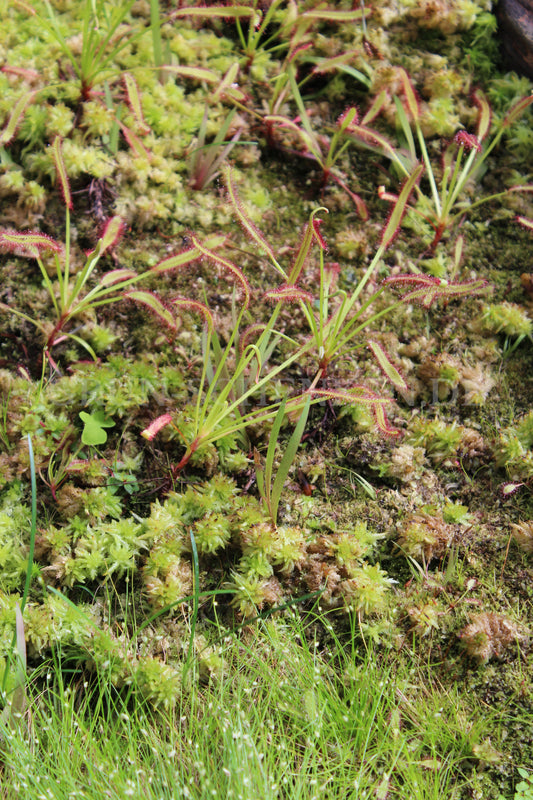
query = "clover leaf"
(79, 410, 115, 446)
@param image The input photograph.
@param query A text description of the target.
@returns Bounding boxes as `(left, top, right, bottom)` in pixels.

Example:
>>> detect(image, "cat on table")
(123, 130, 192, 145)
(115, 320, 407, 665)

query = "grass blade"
(21, 433, 37, 614)
(270, 394, 311, 524)
(183, 529, 200, 682)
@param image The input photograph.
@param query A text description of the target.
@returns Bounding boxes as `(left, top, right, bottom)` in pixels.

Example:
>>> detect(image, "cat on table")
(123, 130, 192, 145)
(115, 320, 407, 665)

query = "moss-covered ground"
(0, 1, 532, 797)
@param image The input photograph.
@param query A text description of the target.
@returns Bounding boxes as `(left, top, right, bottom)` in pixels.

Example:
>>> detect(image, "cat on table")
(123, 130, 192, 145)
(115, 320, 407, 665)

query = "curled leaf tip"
(312, 218, 327, 250)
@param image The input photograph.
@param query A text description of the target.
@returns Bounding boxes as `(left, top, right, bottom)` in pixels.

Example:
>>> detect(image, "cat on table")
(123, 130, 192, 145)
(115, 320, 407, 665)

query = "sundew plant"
(140, 164, 488, 477)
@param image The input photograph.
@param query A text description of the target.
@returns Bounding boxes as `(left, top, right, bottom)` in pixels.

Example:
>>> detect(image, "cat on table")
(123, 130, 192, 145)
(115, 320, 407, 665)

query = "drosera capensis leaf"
(171, 297, 214, 333)
(368, 341, 408, 393)
(171, 5, 254, 18)
(0, 90, 36, 146)
(96, 215, 126, 253)
(122, 72, 150, 135)
(150, 234, 226, 274)
(398, 67, 420, 122)
(472, 88, 492, 141)
(263, 285, 315, 304)
(141, 413, 174, 442)
(309, 387, 400, 437)
(502, 93, 533, 128)
(51, 136, 73, 210)
(224, 166, 279, 266)
(190, 235, 251, 308)
(0, 230, 62, 254)
(301, 8, 366, 21)
(380, 164, 424, 248)
(125, 290, 179, 333)
(517, 215, 533, 232)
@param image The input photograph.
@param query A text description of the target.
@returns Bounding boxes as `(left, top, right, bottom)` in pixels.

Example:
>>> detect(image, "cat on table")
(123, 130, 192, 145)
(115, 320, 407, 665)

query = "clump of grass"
(0, 609, 504, 799)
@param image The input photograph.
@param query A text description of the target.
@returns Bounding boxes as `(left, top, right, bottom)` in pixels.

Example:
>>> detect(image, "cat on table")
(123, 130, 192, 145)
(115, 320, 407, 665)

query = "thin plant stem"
(183, 529, 200, 681)
(21, 433, 37, 615)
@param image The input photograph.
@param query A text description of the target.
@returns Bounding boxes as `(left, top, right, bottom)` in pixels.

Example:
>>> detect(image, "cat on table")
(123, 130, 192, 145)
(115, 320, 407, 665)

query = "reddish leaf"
(0, 230, 62, 254)
(172, 297, 214, 333)
(368, 341, 408, 392)
(123, 73, 150, 135)
(126, 290, 178, 331)
(191, 235, 251, 307)
(380, 164, 424, 249)
(0, 90, 36, 145)
(472, 88, 492, 141)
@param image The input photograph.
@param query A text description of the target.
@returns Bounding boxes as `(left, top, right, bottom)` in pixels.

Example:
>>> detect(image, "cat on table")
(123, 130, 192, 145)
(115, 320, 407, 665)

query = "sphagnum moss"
(0, 1, 532, 797)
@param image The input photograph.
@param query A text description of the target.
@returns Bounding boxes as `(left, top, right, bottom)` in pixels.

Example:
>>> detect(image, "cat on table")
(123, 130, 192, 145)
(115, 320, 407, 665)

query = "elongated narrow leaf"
(0, 90, 35, 145)
(508, 184, 533, 195)
(51, 136, 73, 209)
(14, 604, 27, 675)
(123, 72, 150, 135)
(0, 230, 62, 254)
(301, 8, 366, 20)
(270, 395, 312, 524)
(384, 273, 441, 290)
(380, 164, 424, 248)
(263, 114, 318, 154)
(309, 387, 399, 437)
(253, 447, 266, 507)
(98, 268, 137, 287)
(368, 341, 408, 392)
(344, 122, 398, 160)
(393, 96, 417, 162)
(152, 234, 226, 274)
(502, 94, 533, 128)
(119, 122, 151, 158)
(472, 88, 492, 141)
(1, 65, 39, 80)
(372, 403, 401, 437)
(0, 603, 29, 728)
(142, 413, 173, 441)
(98, 215, 125, 253)
(360, 89, 389, 126)
(378, 186, 398, 203)
(11, 0, 37, 15)
(386, 275, 489, 308)
(337, 106, 359, 132)
(152, 247, 198, 273)
(172, 297, 214, 333)
(211, 62, 246, 104)
(334, 64, 371, 89)
(224, 166, 277, 262)
(264, 285, 314, 303)
(171, 6, 254, 18)
(191, 235, 250, 307)
(517, 215, 533, 232)
(398, 68, 419, 122)
(453, 235, 464, 273)
(126, 290, 178, 331)
(239, 323, 266, 355)
(264, 396, 288, 509)
(432, 278, 489, 300)
(332, 174, 368, 219)
(309, 386, 392, 405)
(287, 220, 314, 285)
(311, 50, 361, 75)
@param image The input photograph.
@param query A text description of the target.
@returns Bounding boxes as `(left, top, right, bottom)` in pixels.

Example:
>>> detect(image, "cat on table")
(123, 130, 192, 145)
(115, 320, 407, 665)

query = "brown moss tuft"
(396, 511, 455, 563)
(458, 613, 525, 664)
